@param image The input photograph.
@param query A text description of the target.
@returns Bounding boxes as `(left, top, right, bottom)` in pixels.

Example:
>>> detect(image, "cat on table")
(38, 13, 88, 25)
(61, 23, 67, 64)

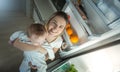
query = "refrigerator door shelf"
(52, 61, 71, 72)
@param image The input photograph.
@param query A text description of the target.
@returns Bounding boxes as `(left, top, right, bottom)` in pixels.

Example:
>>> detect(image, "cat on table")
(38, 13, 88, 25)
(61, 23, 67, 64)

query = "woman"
(13, 11, 68, 72)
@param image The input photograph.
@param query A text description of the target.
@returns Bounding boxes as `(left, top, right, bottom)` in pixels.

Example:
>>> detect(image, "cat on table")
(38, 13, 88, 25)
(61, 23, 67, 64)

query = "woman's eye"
(59, 25, 63, 29)
(51, 21, 55, 24)
(52, 22, 57, 27)
(50, 22, 55, 25)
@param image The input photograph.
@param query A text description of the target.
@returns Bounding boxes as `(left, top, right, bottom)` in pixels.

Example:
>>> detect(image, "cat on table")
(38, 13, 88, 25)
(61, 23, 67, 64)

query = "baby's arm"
(45, 53, 54, 61)
(45, 48, 59, 61)
(45, 36, 63, 61)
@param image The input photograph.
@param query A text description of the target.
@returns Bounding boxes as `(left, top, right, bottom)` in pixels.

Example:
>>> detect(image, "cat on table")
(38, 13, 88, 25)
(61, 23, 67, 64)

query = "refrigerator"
(47, 0, 120, 72)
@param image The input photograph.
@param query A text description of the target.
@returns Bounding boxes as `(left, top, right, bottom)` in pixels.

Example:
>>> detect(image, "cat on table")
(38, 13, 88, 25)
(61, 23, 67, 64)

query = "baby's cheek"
(39, 41, 44, 45)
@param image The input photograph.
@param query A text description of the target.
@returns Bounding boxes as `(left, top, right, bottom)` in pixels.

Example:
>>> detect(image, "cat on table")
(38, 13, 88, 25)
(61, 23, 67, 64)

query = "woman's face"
(47, 16, 66, 37)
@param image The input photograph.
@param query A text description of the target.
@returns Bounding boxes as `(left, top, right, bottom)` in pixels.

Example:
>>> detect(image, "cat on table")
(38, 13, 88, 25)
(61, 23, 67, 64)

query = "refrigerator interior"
(62, 0, 111, 52)
(60, 0, 120, 54)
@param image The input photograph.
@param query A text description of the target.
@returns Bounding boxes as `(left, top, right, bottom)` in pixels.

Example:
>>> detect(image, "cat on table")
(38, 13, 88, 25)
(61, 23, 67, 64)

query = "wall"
(0, 0, 26, 12)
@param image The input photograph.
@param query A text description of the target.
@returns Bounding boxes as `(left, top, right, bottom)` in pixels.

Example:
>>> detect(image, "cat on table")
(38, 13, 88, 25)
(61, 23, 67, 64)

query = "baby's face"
(29, 34, 47, 45)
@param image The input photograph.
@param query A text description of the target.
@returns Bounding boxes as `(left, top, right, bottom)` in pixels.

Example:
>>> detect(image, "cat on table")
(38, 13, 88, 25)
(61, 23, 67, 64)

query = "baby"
(9, 23, 54, 72)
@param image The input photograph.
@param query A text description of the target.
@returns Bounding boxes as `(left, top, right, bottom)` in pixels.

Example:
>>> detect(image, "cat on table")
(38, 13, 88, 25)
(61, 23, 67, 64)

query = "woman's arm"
(13, 38, 47, 54)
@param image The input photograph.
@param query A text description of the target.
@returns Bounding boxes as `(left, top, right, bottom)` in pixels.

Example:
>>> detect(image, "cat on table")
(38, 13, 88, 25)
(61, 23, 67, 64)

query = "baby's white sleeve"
(42, 45, 55, 60)
(10, 31, 23, 42)
(46, 48, 55, 60)
(46, 36, 63, 60)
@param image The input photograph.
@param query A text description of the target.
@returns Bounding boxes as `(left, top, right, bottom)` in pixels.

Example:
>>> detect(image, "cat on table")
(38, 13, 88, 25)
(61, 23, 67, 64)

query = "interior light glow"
(87, 50, 113, 72)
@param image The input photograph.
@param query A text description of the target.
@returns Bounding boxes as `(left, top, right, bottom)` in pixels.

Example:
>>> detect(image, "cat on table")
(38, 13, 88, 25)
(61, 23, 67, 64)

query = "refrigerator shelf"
(52, 61, 71, 72)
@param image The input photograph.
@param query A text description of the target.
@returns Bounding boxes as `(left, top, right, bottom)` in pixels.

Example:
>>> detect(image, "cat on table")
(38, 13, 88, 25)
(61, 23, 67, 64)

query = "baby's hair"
(27, 23, 47, 37)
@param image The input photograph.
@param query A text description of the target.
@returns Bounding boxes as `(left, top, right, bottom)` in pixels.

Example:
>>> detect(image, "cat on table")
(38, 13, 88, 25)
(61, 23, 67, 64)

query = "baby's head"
(27, 23, 47, 45)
